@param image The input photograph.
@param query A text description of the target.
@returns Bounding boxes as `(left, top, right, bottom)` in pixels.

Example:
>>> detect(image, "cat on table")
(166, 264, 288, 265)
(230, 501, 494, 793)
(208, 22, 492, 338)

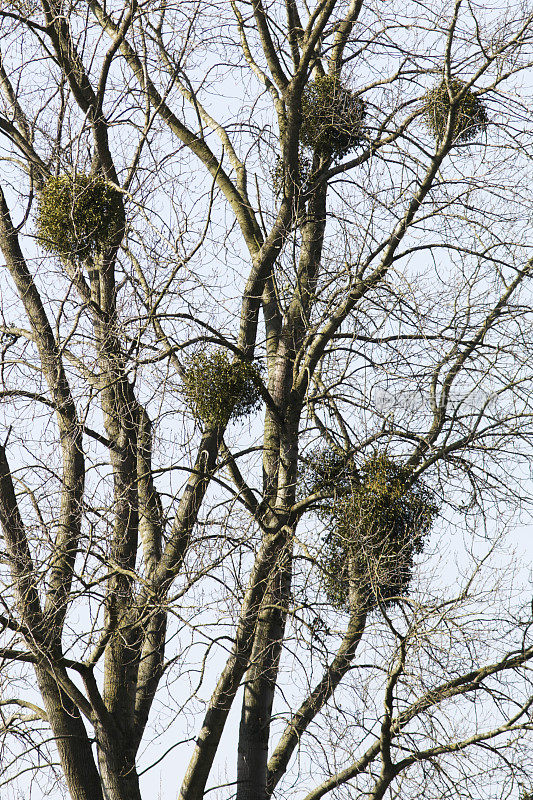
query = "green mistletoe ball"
(423, 78, 488, 143)
(301, 76, 366, 159)
(182, 350, 262, 426)
(36, 174, 124, 259)
(306, 450, 439, 611)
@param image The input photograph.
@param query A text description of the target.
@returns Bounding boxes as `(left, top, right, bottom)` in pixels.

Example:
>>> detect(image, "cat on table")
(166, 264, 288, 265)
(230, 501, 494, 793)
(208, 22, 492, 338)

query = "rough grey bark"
(237, 554, 293, 800)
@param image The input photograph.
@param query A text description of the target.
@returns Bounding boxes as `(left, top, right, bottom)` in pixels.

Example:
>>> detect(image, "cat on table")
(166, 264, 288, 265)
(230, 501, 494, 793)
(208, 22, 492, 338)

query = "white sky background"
(1, 0, 533, 798)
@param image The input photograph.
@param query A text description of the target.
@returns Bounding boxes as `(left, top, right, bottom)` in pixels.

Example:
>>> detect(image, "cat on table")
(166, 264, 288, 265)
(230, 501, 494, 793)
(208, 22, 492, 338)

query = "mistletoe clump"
(304, 446, 359, 501)
(36, 174, 124, 259)
(300, 76, 365, 159)
(423, 78, 488, 143)
(272, 150, 311, 196)
(182, 350, 262, 426)
(307, 450, 438, 611)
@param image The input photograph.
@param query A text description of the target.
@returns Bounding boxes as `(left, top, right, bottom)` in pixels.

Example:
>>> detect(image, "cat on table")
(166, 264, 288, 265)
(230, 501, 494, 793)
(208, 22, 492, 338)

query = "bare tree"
(0, 1, 533, 799)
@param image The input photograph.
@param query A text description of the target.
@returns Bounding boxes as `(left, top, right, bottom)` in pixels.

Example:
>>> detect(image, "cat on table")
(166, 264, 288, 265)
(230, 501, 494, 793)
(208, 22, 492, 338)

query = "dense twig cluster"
(306, 450, 439, 610)
(36, 175, 124, 259)
(181, 350, 262, 425)
(300, 76, 366, 159)
(423, 78, 488, 143)
(272, 150, 311, 196)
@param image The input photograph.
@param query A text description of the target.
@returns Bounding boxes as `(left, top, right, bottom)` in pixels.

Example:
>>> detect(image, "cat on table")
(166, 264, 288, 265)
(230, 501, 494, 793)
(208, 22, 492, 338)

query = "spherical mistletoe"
(36, 174, 124, 259)
(300, 75, 365, 159)
(307, 450, 439, 611)
(423, 78, 488, 143)
(181, 350, 262, 426)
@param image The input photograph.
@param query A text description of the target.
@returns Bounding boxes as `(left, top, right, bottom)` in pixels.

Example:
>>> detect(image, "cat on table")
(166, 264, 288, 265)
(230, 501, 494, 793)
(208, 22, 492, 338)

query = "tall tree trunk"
(96, 724, 143, 800)
(35, 668, 104, 800)
(236, 556, 292, 800)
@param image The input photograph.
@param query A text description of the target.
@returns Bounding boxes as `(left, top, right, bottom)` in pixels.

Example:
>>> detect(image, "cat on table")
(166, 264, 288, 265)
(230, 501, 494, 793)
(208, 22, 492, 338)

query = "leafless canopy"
(1, 1, 533, 799)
